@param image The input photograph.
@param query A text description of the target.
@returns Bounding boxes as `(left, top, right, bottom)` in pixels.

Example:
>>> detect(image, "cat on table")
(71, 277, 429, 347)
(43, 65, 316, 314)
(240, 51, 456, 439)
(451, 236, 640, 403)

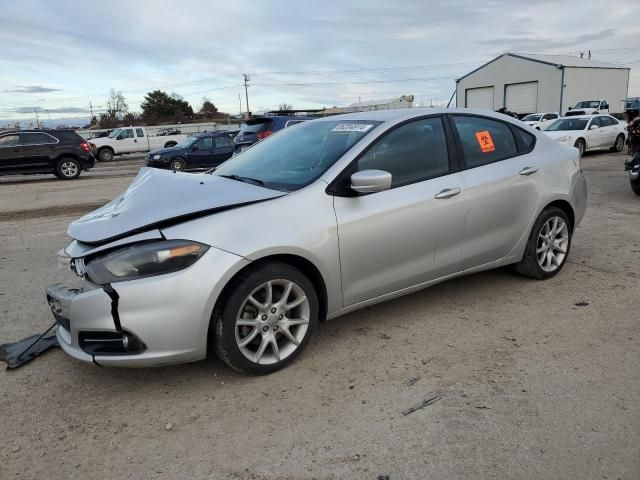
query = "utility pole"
(89, 101, 94, 123)
(243, 74, 250, 118)
(46, 109, 51, 127)
(34, 108, 40, 129)
(238, 93, 242, 117)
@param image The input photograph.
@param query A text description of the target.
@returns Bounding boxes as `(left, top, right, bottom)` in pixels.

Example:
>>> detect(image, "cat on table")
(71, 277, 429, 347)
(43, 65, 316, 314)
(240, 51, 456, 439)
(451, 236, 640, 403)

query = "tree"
(90, 115, 97, 126)
(106, 89, 128, 118)
(140, 90, 193, 122)
(200, 96, 218, 115)
(98, 112, 118, 128)
(279, 103, 293, 112)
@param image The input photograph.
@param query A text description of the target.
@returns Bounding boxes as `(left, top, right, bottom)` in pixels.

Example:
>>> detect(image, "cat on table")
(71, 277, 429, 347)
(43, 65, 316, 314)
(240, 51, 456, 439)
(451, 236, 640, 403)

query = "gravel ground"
(0, 152, 638, 480)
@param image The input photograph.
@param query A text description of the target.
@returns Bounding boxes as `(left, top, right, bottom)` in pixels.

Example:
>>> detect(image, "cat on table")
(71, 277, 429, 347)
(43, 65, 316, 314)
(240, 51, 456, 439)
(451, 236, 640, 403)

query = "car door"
(0, 133, 23, 173)
(134, 128, 148, 153)
(332, 116, 468, 307)
(599, 116, 618, 145)
(586, 117, 607, 148)
(188, 136, 214, 167)
(449, 114, 543, 270)
(19, 132, 58, 171)
(212, 134, 234, 166)
(115, 128, 137, 152)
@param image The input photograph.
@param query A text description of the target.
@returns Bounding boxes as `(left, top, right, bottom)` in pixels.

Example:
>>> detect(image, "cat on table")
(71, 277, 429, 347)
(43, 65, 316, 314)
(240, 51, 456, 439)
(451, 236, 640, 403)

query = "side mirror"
(590, 124, 599, 130)
(350, 169, 392, 194)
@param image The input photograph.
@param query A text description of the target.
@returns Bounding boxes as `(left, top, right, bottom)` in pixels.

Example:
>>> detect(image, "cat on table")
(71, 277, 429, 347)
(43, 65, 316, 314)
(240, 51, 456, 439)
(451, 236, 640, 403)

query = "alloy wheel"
(235, 279, 310, 365)
(536, 216, 569, 272)
(171, 159, 185, 171)
(60, 161, 78, 178)
(614, 135, 624, 152)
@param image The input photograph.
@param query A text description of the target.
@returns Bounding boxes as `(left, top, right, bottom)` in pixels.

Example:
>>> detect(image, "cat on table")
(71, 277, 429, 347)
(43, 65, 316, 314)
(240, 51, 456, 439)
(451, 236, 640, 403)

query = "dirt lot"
(0, 153, 638, 480)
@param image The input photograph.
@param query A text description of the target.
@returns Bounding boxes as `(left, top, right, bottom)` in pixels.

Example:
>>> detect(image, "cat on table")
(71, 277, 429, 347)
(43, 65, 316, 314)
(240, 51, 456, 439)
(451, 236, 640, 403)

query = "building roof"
(457, 52, 629, 82)
(346, 97, 401, 108)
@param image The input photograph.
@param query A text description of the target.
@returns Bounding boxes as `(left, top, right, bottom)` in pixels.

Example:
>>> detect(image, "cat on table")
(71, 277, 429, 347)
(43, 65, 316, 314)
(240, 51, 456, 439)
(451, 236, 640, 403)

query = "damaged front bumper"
(46, 245, 249, 367)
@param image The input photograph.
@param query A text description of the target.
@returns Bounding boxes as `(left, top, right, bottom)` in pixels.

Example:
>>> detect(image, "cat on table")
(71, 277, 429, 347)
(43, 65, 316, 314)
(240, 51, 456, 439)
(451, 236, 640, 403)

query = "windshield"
(175, 136, 196, 148)
(215, 119, 381, 191)
(107, 128, 122, 139)
(575, 101, 600, 109)
(237, 119, 274, 136)
(522, 114, 542, 121)
(546, 118, 588, 131)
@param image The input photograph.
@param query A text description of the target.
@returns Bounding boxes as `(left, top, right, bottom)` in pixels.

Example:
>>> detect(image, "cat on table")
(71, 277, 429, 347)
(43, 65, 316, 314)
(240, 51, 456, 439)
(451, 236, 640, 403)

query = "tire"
(164, 141, 177, 148)
(55, 158, 82, 180)
(631, 177, 640, 196)
(212, 262, 319, 374)
(514, 206, 572, 280)
(611, 134, 625, 153)
(574, 139, 586, 157)
(98, 148, 114, 162)
(169, 157, 187, 171)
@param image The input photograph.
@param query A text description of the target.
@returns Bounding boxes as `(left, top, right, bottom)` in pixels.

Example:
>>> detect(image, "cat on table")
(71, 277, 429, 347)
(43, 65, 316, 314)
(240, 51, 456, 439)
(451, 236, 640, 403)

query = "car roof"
(193, 131, 232, 138)
(313, 107, 527, 124)
(560, 114, 609, 120)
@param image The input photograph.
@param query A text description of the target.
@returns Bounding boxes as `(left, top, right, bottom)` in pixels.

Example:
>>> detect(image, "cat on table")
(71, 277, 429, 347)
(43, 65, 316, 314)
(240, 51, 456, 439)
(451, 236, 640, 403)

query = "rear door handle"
(519, 166, 539, 176)
(434, 187, 461, 199)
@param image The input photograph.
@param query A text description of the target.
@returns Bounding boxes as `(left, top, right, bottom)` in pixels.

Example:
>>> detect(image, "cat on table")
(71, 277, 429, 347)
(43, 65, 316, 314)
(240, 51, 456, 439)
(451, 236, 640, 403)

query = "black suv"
(0, 130, 95, 180)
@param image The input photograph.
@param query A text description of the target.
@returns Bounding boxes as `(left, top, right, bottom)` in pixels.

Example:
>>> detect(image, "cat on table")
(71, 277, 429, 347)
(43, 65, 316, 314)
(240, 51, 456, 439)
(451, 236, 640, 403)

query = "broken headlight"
(85, 240, 209, 285)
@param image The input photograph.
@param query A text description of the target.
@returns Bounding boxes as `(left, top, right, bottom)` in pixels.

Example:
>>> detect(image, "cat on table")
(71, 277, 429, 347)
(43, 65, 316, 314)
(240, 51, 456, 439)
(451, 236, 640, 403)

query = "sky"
(1, 0, 639, 126)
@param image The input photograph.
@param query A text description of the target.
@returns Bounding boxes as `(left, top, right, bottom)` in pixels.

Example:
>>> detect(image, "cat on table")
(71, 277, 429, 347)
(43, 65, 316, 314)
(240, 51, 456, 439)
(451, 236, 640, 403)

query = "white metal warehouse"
(455, 53, 630, 115)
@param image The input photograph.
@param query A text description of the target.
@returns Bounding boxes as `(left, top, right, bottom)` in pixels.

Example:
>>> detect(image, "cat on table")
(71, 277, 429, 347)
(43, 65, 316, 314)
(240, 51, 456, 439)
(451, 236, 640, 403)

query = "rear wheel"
(611, 134, 625, 152)
(170, 157, 186, 171)
(631, 177, 640, 196)
(514, 207, 572, 280)
(212, 262, 318, 374)
(574, 139, 586, 157)
(55, 158, 81, 180)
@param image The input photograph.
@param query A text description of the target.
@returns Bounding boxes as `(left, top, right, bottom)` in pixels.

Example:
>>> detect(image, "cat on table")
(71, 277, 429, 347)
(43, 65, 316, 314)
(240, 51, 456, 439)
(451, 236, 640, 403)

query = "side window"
(601, 116, 615, 127)
(356, 117, 450, 188)
(590, 117, 602, 128)
(215, 135, 233, 148)
(136, 128, 144, 137)
(511, 127, 536, 152)
(20, 133, 57, 145)
(451, 115, 518, 168)
(0, 134, 19, 147)
(197, 137, 213, 149)
(119, 129, 134, 139)
(543, 113, 557, 120)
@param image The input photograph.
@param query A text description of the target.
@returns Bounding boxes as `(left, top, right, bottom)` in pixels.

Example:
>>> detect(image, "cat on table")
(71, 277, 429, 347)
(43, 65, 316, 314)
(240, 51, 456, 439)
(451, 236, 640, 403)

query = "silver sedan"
(47, 108, 587, 374)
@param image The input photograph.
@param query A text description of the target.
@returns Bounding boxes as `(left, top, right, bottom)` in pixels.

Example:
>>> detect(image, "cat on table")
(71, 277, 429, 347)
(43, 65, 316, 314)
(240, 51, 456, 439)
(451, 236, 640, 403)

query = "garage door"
(505, 82, 538, 114)
(465, 87, 494, 110)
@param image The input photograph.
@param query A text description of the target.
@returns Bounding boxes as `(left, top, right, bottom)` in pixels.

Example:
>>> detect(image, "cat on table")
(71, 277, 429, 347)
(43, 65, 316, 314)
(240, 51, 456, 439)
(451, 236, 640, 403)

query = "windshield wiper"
(218, 174, 265, 186)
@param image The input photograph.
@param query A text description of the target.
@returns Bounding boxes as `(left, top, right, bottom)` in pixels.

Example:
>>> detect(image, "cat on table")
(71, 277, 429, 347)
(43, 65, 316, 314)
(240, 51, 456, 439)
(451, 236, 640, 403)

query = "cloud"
(4, 85, 61, 93)
(14, 106, 87, 113)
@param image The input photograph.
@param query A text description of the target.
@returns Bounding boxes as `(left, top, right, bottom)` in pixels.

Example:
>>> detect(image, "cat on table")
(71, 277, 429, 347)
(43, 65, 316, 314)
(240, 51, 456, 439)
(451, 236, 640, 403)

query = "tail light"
(80, 142, 91, 152)
(256, 130, 273, 140)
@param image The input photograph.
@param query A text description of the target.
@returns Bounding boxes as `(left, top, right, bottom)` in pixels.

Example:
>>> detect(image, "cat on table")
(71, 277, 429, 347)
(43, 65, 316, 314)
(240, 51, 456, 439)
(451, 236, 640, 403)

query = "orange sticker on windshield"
(475, 130, 495, 153)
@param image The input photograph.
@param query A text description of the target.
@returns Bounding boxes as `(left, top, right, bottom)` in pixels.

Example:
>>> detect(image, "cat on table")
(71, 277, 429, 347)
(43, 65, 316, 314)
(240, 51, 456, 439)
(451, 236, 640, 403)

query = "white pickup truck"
(565, 99, 610, 117)
(89, 127, 187, 161)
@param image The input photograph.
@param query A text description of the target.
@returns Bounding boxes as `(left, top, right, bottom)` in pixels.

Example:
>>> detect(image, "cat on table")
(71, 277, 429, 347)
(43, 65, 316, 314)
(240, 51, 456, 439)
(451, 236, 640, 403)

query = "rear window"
(51, 130, 84, 143)
(238, 119, 274, 135)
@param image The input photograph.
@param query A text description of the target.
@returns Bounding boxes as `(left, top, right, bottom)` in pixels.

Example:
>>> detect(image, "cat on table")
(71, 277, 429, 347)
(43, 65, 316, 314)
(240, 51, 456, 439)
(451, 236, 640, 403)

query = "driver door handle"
(434, 187, 461, 199)
(519, 166, 539, 176)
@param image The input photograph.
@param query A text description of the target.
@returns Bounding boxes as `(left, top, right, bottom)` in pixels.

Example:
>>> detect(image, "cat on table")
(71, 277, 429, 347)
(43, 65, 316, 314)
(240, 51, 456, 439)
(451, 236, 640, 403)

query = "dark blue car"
(146, 131, 234, 171)
(234, 115, 311, 154)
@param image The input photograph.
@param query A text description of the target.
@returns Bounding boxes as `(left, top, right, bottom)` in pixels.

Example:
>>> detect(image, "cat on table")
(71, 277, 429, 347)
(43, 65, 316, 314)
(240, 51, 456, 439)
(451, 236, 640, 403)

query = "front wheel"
(611, 134, 625, 153)
(514, 207, 572, 280)
(212, 262, 319, 374)
(170, 157, 186, 171)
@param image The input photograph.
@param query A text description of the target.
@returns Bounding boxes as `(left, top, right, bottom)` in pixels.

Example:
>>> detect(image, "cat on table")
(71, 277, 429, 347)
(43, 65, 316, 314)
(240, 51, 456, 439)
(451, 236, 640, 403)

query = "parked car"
(90, 126, 186, 162)
(48, 108, 586, 373)
(542, 114, 626, 156)
(233, 115, 311, 153)
(521, 112, 560, 130)
(565, 99, 610, 116)
(0, 129, 95, 179)
(156, 127, 181, 136)
(146, 131, 234, 171)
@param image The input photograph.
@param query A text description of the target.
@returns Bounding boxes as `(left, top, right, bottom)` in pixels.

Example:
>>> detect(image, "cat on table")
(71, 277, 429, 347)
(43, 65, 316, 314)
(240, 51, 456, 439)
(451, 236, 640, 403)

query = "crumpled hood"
(68, 167, 286, 244)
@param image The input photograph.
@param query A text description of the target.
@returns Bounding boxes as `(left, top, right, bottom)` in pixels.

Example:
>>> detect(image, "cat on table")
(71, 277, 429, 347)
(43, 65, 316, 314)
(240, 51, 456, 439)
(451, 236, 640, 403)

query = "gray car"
(47, 108, 587, 374)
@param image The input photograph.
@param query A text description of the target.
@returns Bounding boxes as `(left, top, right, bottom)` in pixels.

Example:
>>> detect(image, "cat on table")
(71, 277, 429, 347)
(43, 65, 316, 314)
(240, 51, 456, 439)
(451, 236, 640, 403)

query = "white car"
(542, 115, 626, 156)
(521, 112, 560, 130)
(90, 127, 187, 162)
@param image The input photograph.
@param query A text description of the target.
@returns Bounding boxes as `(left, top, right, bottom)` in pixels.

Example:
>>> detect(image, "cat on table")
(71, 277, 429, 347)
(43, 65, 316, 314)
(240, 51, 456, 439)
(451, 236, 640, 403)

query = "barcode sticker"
(331, 123, 375, 133)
